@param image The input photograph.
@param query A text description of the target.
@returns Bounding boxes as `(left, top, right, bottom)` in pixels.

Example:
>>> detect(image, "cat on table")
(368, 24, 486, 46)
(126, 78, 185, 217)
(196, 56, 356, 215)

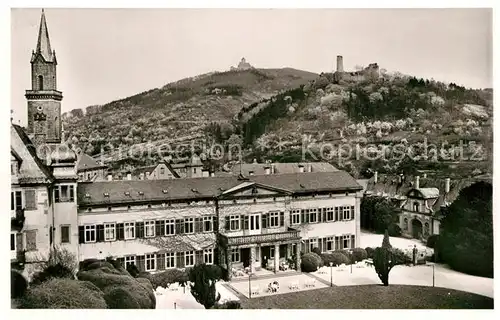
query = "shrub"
(104, 286, 141, 309)
(334, 250, 353, 264)
(311, 247, 322, 256)
(11, 270, 28, 299)
(126, 263, 140, 278)
(18, 278, 107, 309)
(365, 247, 375, 259)
(77, 263, 155, 309)
(213, 300, 242, 309)
(321, 252, 350, 266)
(31, 263, 75, 286)
(301, 253, 321, 272)
(351, 248, 368, 263)
(426, 235, 439, 249)
(143, 269, 189, 289)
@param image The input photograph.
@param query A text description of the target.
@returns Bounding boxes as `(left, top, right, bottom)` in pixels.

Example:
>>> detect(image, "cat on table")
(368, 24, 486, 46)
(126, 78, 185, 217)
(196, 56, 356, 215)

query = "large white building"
(11, 10, 363, 278)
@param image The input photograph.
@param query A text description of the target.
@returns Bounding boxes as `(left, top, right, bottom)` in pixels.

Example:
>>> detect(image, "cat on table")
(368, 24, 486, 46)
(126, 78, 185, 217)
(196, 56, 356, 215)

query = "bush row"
(301, 248, 370, 272)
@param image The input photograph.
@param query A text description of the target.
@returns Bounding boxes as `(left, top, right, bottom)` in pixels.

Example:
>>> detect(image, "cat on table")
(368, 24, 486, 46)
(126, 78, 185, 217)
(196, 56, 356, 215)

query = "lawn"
(240, 285, 493, 309)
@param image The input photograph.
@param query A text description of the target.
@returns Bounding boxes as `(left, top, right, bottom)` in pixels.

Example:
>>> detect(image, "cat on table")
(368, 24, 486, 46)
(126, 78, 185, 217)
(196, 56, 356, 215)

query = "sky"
(10, 8, 493, 125)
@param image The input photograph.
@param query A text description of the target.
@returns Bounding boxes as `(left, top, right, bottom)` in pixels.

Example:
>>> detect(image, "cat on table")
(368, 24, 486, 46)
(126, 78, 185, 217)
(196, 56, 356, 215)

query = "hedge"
(351, 248, 368, 263)
(426, 235, 439, 249)
(19, 278, 108, 309)
(140, 268, 189, 290)
(77, 260, 155, 309)
(321, 252, 350, 266)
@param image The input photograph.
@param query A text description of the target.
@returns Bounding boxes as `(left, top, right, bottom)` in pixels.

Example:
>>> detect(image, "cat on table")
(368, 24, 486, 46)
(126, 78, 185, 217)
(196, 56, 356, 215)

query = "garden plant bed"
(240, 285, 493, 309)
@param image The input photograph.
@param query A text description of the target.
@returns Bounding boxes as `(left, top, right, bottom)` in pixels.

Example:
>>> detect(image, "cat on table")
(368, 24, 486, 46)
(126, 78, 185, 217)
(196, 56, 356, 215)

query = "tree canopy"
(438, 181, 493, 277)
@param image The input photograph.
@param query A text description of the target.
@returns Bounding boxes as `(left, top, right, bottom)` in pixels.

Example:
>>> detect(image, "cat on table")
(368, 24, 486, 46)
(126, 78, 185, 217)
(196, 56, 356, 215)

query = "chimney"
(126, 172, 132, 181)
(336, 55, 344, 72)
(298, 165, 304, 173)
(107, 173, 113, 181)
(374, 171, 378, 183)
(264, 166, 271, 175)
(415, 176, 420, 189)
(445, 178, 450, 193)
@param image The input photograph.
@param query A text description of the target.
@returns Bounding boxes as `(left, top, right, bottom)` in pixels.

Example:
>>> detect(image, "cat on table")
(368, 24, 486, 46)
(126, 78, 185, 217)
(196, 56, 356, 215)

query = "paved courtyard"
(228, 272, 328, 298)
(155, 282, 239, 309)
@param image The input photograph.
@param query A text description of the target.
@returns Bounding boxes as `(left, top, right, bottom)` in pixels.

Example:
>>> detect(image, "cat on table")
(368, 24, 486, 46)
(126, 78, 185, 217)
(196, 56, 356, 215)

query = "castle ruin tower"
(25, 9, 63, 147)
(336, 55, 344, 72)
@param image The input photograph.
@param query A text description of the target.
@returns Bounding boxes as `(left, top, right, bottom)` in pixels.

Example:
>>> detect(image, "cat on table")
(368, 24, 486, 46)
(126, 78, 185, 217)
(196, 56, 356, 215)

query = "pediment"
(220, 182, 291, 198)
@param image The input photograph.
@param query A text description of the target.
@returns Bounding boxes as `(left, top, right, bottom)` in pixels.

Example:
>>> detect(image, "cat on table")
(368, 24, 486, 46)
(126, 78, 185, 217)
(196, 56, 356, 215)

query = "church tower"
(25, 9, 63, 147)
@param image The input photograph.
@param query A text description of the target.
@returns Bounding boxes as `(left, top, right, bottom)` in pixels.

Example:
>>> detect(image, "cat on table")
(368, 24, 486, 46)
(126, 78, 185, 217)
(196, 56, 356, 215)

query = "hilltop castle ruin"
(333, 55, 380, 83)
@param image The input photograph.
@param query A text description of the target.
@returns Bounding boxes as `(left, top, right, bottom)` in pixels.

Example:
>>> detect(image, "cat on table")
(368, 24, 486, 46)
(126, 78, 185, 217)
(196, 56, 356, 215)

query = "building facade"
(76, 172, 362, 275)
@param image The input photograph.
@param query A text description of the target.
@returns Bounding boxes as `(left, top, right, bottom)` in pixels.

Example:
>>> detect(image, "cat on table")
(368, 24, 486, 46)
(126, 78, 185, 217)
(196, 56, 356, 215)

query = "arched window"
(403, 218, 408, 231)
(413, 202, 420, 212)
(38, 75, 44, 90)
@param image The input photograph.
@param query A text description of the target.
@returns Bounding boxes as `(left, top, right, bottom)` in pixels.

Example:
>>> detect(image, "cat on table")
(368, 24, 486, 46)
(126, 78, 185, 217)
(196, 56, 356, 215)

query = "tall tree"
(373, 229, 408, 286)
(438, 181, 493, 277)
(189, 263, 221, 309)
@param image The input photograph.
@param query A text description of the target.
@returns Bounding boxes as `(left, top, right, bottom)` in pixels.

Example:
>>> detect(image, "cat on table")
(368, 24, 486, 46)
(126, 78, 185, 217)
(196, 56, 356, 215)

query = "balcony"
(11, 209, 25, 230)
(224, 228, 301, 247)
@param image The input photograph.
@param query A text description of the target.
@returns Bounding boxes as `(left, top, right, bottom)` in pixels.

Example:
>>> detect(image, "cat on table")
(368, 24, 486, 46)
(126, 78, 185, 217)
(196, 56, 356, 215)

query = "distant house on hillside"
(123, 154, 208, 181)
(76, 152, 108, 182)
(364, 172, 492, 240)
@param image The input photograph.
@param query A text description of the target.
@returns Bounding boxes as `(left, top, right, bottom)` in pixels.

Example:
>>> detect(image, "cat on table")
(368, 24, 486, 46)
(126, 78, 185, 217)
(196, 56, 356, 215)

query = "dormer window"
(124, 191, 130, 196)
(84, 193, 91, 199)
(191, 188, 198, 193)
(249, 171, 254, 176)
(162, 189, 168, 194)
(103, 192, 110, 198)
(138, 191, 144, 196)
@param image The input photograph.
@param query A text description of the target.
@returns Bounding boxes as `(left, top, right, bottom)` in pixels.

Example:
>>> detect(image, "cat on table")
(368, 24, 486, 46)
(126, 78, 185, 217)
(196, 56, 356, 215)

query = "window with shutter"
(261, 214, 267, 229)
(78, 226, 85, 244)
(280, 211, 285, 226)
(195, 218, 203, 233)
(335, 236, 340, 250)
(136, 222, 145, 238)
(304, 239, 310, 253)
(195, 250, 203, 265)
(300, 210, 305, 224)
(136, 255, 145, 272)
(318, 238, 323, 252)
(322, 208, 327, 222)
(213, 216, 218, 231)
(335, 207, 340, 221)
(176, 252, 185, 268)
(157, 253, 165, 270)
(351, 206, 355, 220)
(351, 235, 355, 248)
(225, 216, 230, 231)
(15, 191, 23, 210)
(26, 230, 37, 251)
(69, 186, 75, 202)
(16, 233, 23, 252)
(243, 215, 249, 230)
(54, 188, 60, 203)
(116, 223, 124, 240)
(96, 225, 105, 242)
(175, 219, 184, 234)
(25, 190, 36, 210)
(156, 220, 165, 236)
(11, 192, 14, 210)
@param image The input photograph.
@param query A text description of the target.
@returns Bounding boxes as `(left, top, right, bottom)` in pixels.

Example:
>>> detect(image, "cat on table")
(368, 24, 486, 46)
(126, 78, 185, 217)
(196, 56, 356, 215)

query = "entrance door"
(412, 219, 423, 239)
(249, 213, 261, 235)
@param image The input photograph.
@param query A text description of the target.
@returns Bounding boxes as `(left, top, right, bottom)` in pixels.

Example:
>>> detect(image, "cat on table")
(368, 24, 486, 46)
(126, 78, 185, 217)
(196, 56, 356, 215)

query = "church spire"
(35, 9, 54, 62)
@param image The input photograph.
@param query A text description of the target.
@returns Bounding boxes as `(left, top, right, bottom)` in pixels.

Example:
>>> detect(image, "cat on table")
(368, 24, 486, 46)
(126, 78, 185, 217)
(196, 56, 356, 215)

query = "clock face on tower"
(37, 106, 43, 111)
